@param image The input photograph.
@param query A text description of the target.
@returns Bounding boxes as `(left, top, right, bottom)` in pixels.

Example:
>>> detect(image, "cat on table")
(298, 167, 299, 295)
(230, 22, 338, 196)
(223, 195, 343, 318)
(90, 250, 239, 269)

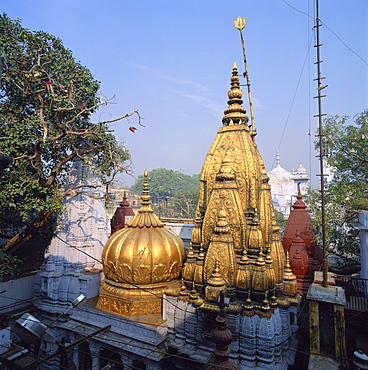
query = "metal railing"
(335, 275, 368, 311)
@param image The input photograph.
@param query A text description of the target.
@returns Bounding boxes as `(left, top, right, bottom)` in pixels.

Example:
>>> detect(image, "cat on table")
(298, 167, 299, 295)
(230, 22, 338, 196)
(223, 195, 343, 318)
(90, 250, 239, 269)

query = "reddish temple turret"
(283, 191, 322, 295)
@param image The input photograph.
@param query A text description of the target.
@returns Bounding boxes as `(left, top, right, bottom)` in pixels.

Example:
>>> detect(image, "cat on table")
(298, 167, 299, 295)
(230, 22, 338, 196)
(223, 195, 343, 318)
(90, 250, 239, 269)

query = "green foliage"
(165, 188, 199, 219)
(0, 14, 133, 252)
(274, 209, 287, 233)
(0, 249, 20, 280)
(131, 168, 199, 219)
(305, 110, 368, 269)
(131, 168, 199, 201)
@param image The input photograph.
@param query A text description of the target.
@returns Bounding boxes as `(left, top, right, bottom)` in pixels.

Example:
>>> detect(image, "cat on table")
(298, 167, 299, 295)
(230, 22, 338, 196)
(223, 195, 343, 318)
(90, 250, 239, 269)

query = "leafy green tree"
(0, 249, 20, 280)
(306, 110, 368, 270)
(0, 15, 140, 254)
(274, 209, 287, 232)
(165, 188, 199, 219)
(131, 168, 199, 219)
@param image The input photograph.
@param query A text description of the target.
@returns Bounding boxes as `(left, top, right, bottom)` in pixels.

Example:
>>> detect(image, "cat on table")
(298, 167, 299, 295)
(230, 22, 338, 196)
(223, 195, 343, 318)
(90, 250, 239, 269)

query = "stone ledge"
(306, 283, 346, 305)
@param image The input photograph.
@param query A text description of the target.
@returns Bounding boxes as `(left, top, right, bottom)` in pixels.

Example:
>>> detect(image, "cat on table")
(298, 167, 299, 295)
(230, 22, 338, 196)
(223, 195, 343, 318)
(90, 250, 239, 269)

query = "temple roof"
(282, 191, 315, 252)
(180, 63, 298, 312)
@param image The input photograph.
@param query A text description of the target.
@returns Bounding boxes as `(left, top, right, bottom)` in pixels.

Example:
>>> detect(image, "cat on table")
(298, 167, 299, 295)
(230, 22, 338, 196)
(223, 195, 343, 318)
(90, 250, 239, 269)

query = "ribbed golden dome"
(98, 171, 185, 316)
(102, 226, 184, 284)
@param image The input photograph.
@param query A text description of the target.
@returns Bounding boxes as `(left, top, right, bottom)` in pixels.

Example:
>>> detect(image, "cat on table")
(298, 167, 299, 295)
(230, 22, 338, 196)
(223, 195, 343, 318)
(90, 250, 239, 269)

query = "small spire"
(126, 170, 164, 228)
(213, 209, 230, 234)
(199, 245, 205, 258)
(207, 257, 227, 287)
(283, 252, 298, 296)
(222, 63, 249, 126)
(110, 191, 135, 234)
(216, 153, 235, 181)
(141, 170, 151, 206)
(285, 251, 291, 270)
(284, 252, 297, 281)
(276, 149, 280, 166)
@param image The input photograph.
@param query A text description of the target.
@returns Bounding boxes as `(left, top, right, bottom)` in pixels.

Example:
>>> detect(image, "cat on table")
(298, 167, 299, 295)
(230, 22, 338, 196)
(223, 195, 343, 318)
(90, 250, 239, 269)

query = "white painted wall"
(0, 274, 36, 314)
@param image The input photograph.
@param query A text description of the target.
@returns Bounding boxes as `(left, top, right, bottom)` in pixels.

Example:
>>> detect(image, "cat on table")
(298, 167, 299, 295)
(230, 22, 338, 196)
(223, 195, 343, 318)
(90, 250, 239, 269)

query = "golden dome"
(98, 171, 185, 316)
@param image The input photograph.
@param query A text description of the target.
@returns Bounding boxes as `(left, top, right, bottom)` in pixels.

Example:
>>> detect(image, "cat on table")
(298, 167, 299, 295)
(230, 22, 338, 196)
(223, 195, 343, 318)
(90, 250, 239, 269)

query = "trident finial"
(233, 16, 247, 31)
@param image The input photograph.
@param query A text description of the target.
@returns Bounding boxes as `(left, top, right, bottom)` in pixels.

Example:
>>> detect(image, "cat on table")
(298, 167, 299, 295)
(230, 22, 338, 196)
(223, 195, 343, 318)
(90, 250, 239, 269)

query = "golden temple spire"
(222, 62, 249, 126)
(179, 63, 298, 313)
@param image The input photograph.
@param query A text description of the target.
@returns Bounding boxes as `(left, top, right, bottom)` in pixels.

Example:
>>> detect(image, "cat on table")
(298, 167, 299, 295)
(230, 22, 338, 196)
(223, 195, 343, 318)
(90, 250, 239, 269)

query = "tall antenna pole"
(233, 17, 255, 135)
(314, 0, 328, 288)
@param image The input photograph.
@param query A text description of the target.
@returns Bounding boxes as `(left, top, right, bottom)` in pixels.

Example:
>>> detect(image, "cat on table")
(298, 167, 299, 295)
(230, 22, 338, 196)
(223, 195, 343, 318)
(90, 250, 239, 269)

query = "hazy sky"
(1, 0, 367, 188)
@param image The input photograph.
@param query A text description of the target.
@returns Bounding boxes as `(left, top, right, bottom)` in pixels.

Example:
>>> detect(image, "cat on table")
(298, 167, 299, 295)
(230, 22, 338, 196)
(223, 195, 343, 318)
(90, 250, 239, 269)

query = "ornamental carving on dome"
(133, 266, 151, 284)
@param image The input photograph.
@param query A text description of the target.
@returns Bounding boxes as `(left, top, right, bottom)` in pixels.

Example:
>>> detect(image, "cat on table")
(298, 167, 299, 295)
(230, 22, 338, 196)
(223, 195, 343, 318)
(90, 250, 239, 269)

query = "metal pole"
(233, 17, 255, 134)
(314, 0, 328, 288)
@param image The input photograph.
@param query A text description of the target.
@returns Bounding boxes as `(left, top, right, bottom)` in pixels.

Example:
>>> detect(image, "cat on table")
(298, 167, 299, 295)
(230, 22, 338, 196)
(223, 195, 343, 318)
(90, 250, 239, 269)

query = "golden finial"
(233, 16, 247, 31)
(246, 289, 251, 304)
(207, 257, 227, 287)
(283, 252, 298, 296)
(141, 170, 151, 206)
(285, 251, 291, 270)
(232, 60, 238, 70)
(222, 63, 248, 126)
(126, 170, 164, 227)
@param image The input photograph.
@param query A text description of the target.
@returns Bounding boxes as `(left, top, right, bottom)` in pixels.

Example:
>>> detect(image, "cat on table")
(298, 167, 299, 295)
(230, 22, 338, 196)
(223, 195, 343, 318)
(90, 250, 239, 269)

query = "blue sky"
(1, 0, 367, 188)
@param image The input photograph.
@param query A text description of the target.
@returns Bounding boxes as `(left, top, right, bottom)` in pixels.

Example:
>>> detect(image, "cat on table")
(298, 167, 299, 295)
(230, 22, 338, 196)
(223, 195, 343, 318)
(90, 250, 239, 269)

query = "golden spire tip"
(232, 60, 238, 70)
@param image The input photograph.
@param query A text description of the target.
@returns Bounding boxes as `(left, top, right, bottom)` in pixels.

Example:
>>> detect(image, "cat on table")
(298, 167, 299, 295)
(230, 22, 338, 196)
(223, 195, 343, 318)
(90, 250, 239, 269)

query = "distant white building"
(268, 150, 309, 217)
(323, 156, 335, 183)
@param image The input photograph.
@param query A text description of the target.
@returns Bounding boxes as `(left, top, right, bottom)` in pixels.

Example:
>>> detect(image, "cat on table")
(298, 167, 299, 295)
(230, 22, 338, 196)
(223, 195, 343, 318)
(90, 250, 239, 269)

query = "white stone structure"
(322, 157, 335, 183)
(268, 151, 296, 217)
(40, 306, 167, 370)
(34, 148, 109, 313)
(268, 151, 309, 217)
(291, 161, 309, 194)
(163, 295, 298, 369)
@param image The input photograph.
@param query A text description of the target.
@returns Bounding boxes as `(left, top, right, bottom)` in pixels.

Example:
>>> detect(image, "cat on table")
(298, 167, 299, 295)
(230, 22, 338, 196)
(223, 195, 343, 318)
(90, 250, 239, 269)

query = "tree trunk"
(3, 209, 55, 254)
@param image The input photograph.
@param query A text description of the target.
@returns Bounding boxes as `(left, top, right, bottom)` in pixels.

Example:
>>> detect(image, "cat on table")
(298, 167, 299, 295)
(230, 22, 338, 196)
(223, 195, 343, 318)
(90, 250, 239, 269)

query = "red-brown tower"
(283, 192, 322, 294)
(110, 191, 135, 234)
